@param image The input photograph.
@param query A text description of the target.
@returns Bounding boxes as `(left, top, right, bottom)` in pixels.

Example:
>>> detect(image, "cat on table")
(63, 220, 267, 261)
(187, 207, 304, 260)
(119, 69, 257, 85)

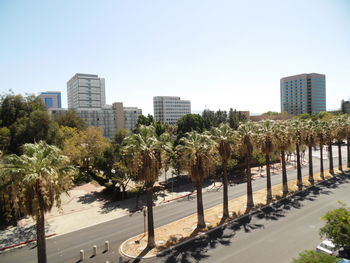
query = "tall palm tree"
(255, 120, 276, 203)
(334, 115, 347, 172)
(0, 141, 76, 263)
(303, 119, 317, 184)
(210, 123, 236, 218)
(176, 131, 217, 228)
(176, 131, 216, 229)
(324, 120, 335, 175)
(315, 120, 327, 180)
(237, 121, 256, 209)
(274, 121, 292, 196)
(346, 116, 350, 169)
(122, 125, 172, 248)
(290, 119, 305, 191)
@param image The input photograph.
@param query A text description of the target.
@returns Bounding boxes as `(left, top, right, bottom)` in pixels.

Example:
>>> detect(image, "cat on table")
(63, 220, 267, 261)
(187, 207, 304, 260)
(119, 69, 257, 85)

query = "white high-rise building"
(124, 107, 142, 131)
(67, 73, 105, 109)
(153, 96, 191, 125)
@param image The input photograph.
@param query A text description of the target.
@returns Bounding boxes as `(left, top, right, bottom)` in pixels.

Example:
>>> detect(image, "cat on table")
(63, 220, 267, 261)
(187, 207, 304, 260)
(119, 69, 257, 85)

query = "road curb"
(0, 233, 57, 252)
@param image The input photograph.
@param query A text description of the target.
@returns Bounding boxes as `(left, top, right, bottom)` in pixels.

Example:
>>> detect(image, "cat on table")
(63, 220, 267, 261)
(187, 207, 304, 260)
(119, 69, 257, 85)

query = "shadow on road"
(138, 172, 350, 263)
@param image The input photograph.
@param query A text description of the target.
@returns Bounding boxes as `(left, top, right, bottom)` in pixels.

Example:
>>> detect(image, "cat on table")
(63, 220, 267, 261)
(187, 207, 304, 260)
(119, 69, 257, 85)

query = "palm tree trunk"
(246, 155, 254, 209)
(347, 138, 350, 168)
(196, 181, 205, 228)
(265, 154, 272, 203)
(296, 144, 303, 191)
(36, 210, 47, 263)
(222, 161, 229, 218)
(320, 144, 325, 180)
(145, 182, 156, 248)
(338, 141, 343, 171)
(281, 150, 288, 196)
(329, 143, 334, 175)
(308, 145, 314, 185)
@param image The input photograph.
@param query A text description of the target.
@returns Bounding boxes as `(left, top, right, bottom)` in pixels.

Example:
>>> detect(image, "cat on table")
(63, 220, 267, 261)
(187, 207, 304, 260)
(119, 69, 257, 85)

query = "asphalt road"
(0, 149, 348, 263)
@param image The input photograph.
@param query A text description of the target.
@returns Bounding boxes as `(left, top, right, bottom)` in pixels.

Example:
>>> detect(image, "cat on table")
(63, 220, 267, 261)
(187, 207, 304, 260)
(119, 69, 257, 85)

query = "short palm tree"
(255, 120, 276, 203)
(0, 141, 76, 263)
(210, 123, 236, 218)
(303, 119, 317, 184)
(122, 125, 172, 248)
(237, 121, 256, 209)
(290, 119, 305, 190)
(176, 131, 217, 228)
(274, 121, 292, 196)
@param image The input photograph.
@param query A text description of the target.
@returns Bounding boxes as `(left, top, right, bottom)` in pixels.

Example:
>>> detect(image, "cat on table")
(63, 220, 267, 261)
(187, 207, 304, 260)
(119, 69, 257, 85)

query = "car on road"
(316, 239, 336, 255)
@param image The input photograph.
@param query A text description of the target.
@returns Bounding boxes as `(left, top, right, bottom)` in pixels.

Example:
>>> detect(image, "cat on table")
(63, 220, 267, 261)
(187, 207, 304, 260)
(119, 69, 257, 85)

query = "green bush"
(291, 250, 340, 263)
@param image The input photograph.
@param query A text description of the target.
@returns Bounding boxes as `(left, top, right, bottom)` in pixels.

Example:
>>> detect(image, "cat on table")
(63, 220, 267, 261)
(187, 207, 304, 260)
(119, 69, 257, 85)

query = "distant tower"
(39, 91, 61, 109)
(280, 73, 326, 115)
(67, 73, 105, 109)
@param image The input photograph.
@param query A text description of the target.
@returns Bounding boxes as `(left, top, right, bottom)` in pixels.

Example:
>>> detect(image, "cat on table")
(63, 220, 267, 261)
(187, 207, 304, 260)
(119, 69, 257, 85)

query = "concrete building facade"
(67, 73, 105, 109)
(341, 100, 350, 113)
(124, 107, 142, 131)
(39, 91, 61, 109)
(153, 96, 191, 125)
(280, 73, 326, 115)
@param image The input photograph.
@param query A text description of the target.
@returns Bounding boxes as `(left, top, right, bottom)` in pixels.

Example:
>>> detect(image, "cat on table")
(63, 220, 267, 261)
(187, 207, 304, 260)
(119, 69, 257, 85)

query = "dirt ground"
(120, 169, 339, 258)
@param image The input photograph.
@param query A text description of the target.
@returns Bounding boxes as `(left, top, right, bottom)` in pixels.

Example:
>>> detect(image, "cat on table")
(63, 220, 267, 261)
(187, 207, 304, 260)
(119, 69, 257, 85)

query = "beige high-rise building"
(280, 73, 326, 115)
(113, 102, 142, 131)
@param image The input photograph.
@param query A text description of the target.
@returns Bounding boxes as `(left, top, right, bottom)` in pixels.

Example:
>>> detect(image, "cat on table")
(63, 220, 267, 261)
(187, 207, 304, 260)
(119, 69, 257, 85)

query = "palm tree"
(176, 131, 217, 228)
(324, 120, 335, 175)
(237, 121, 256, 209)
(346, 116, 350, 169)
(290, 119, 305, 191)
(303, 119, 317, 184)
(210, 123, 236, 218)
(0, 141, 76, 263)
(274, 121, 292, 196)
(122, 125, 172, 248)
(334, 115, 347, 172)
(255, 120, 276, 203)
(315, 120, 327, 180)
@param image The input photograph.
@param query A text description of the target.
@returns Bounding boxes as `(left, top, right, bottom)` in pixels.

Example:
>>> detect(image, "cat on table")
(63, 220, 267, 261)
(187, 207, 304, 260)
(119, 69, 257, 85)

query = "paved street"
(0, 148, 349, 263)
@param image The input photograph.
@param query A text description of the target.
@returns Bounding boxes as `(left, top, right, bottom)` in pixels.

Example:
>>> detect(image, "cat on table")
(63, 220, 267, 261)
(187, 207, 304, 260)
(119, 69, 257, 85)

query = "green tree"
(0, 141, 76, 263)
(315, 120, 327, 179)
(210, 123, 236, 218)
(324, 120, 336, 175)
(122, 125, 172, 248)
(333, 115, 347, 172)
(176, 131, 217, 228)
(53, 110, 87, 130)
(228, 108, 247, 129)
(320, 204, 350, 251)
(255, 120, 276, 203)
(290, 119, 305, 190)
(237, 121, 256, 209)
(136, 114, 154, 126)
(177, 114, 205, 139)
(0, 127, 10, 152)
(304, 119, 317, 184)
(63, 127, 110, 182)
(291, 250, 340, 263)
(274, 121, 292, 196)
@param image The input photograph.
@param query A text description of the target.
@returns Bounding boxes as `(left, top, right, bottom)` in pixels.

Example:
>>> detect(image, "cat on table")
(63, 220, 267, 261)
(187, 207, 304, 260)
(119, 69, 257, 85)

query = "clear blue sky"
(1, 0, 349, 115)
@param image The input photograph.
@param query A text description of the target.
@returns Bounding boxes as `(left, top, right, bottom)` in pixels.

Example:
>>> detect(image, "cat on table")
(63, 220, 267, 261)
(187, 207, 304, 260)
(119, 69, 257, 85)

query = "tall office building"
(39, 91, 61, 109)
(67, 73, 105, 109)
(280, 73, 326, 115)
(153, 96, 191, 125)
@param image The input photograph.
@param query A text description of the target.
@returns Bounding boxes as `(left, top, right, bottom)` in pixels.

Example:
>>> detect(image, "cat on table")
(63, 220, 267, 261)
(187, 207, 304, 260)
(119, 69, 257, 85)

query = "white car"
(316, 239, 336, 255)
